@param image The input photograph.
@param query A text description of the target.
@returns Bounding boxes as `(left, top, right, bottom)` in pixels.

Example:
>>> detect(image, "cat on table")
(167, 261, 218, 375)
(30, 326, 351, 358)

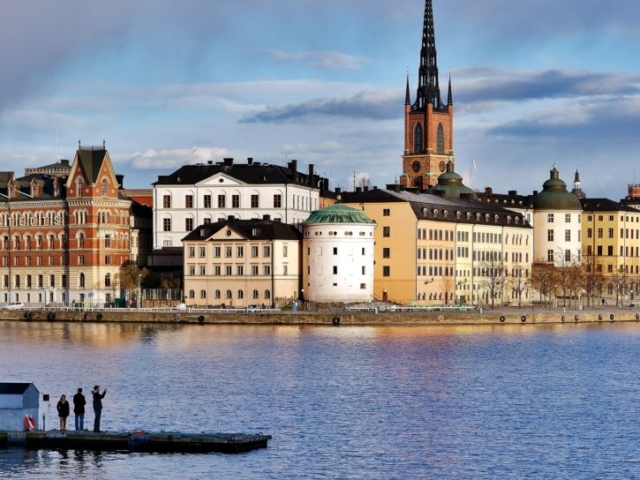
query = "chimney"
(533, 190, 538, 196)
(484, 187, 493, 196)
(308, 164, 315, 185)
(364, 186, 369, 192)
(248, 157, 254, 166)
(207, 160, 213, 165)
(356, 187, 362, 193)
(61, 159, 69, 166)
(335, 187, 342, 194)
(228, 215, 235, 221)
(508, 190, 517, 197)
(289, 159, 298, 179)
(323, 178, 329, 192)
(262, 214, 270, 221)
(223, 158, 233, 166)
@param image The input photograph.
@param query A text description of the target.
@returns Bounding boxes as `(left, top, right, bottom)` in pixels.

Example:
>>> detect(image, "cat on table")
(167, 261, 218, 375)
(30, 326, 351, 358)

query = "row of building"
(2, 0, 640, 308)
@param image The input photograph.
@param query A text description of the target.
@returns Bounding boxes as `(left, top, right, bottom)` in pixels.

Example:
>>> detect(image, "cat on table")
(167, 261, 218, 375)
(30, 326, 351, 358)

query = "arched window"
(101, 178, 108, 196)
(238, 290, 244, 299)
(200, 290, 206, 299)
(226, 290, 232, 299)
(264, 290, 271, 300)
(414, 123, 423, 154)
(215, 290, 221, 299)
(437, 123, 445, 154)
(105, 273, 111, 287)
(48, 234, 55, 250)
(78, 233, 85, 249)
(253, 289, 259, 299)
(189, 290, 195, 299)
(76, 177, 84, 196)
(79, 273, 85, 288)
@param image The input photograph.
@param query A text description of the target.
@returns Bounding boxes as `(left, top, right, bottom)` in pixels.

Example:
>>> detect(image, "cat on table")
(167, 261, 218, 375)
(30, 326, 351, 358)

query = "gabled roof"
(0, 382, 35, 395)
(76, 148, 108, 184)
(183, 219, 302, 242)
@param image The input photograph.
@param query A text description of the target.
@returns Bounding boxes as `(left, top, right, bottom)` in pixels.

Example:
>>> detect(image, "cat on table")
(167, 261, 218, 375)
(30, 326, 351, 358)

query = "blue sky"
(1, 0, 639, 199)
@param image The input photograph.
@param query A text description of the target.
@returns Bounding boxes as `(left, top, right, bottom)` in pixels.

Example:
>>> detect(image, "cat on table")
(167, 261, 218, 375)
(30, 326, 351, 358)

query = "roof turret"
(533, 166, 582, 210)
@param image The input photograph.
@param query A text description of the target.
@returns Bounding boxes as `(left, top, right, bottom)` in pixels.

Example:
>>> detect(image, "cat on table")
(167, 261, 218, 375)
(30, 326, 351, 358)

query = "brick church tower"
(400, 0, 454, 190)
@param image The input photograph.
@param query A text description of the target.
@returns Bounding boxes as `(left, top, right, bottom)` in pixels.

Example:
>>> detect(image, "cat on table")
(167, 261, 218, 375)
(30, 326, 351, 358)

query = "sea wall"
(2, 308, 640, 326)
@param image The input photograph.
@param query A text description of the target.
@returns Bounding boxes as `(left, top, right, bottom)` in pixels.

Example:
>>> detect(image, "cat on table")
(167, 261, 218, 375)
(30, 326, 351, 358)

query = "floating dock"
(0, 430, 271, 454)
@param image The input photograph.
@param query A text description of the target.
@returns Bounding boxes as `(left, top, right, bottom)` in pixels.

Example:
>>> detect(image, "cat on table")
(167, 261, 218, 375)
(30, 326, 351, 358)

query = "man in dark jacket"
(73, 388, 86, 431)
(92, 385, 107, 432)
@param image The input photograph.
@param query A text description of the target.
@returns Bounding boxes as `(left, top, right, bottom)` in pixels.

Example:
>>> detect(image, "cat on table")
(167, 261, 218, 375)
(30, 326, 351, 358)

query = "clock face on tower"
(439, 161, 446, 172)
(412, 161, 421, 173)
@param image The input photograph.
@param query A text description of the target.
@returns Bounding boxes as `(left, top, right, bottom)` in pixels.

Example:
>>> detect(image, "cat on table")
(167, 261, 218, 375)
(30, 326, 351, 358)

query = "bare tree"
(531, 262, 559, 309)
(477, 254, 505, 309)
(506, 266, 529, 308)
(582, 256, 604, 307)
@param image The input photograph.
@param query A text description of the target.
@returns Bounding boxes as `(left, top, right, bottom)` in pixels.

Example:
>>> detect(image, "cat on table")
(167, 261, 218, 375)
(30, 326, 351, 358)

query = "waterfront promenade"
(1, 305, 639, 326)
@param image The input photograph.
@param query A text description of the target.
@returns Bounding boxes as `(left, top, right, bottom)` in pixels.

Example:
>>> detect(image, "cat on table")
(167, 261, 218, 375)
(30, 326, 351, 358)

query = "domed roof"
(533, 166, 582, 210)
(428, 161, 476, 199)
(303, 204, 375, 225)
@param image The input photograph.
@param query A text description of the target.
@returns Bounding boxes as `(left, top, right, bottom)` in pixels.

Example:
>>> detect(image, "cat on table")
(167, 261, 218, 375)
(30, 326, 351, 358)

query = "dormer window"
(76, 177, 84, 196)
(101, 178, 108, 196)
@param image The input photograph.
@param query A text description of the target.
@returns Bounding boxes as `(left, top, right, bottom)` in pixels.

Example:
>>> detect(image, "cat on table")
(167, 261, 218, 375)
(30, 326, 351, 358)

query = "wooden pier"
(0, 430, 271, 454)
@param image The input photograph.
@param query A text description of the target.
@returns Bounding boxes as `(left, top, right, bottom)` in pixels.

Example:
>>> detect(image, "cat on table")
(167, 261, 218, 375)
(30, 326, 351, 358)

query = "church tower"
(400, 0, 454, 190)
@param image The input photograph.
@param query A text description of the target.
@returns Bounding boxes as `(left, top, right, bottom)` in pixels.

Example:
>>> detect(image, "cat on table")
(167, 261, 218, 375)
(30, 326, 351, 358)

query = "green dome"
(303, 204, 375, 225)
(533, 166, 582, 210)
(429, 161, 476, 199)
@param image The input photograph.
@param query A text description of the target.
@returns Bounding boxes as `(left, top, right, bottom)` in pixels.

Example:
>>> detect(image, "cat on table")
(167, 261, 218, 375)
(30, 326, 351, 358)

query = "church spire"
(405, 74, 411, 105)
(413, 0, 443, 112)
(447, 70, 453, 106)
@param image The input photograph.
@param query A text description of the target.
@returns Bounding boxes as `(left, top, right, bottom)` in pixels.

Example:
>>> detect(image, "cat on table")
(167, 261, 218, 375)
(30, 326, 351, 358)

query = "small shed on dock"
(0, 383, 40, 430)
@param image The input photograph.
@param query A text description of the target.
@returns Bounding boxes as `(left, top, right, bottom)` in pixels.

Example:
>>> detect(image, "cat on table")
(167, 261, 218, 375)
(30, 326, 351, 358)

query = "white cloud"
(268, 50, 370, 70)
(130, 147, 231, 170)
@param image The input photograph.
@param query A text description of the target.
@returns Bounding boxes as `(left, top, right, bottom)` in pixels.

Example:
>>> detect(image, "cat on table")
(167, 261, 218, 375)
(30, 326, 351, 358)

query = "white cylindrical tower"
(302, 204, 376, 303)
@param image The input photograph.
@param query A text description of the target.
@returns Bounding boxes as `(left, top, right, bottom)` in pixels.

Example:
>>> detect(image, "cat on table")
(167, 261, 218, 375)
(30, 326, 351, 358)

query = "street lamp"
(137, 274, 142, 309)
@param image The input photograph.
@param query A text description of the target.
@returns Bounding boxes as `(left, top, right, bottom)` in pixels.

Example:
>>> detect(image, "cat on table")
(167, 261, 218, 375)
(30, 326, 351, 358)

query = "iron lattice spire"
(413, 0, 443, 112)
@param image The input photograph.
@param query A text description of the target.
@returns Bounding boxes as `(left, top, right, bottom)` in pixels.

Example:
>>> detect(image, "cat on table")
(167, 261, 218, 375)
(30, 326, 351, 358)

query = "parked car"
(3, 302, 25, 310)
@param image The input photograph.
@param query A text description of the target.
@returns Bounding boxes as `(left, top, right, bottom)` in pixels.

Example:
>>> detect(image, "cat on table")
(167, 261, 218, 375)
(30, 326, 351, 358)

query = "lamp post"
(137, 274, 142, 309)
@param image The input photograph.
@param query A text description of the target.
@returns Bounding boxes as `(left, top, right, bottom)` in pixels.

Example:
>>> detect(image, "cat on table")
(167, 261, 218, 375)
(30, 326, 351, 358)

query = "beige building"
(182, 219, 301, 308)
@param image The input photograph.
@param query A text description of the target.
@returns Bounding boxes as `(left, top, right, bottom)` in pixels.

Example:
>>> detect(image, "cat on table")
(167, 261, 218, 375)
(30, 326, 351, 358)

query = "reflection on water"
(2, 321, 640, 479)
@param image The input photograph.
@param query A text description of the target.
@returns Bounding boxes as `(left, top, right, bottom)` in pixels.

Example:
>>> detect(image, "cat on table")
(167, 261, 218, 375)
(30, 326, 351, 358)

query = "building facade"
(0, 145, 151, 307)
(182, 219, 301, 308)
(153, 158, 329, 250)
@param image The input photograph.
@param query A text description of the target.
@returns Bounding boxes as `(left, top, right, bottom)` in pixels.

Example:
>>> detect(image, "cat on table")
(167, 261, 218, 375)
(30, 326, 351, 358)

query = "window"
(274, 194, 282, 208)
(188, 266, 195, 275)
(188, 247, 195, 258)
(163, 195, 171, 208)
(105, 234, 111, 248)
(251, 194, 259, 208)
(79, 273, 85, 288)
(252, 265, 259, 275)
(237, 290, 244, 299)
(199, 266, 206, 275)
(383, 226, 390, 237)
(215, 290, 221, 299)
(204, 195, 211, 208)
(414, 123, 423, 154)
(76, 177, 84, 196)
(185, 218, 194, 231)
(597, 228, 603, 238)
(264, 265, 271, 275)
(587, 228, 593, 239)
(263, 246, 271, 257)
(237, 266, 244, 276)
(283, 245, 288, 258)
(608, 228, 614, 238)
(78, 255, 85, 265)
(608, 246, 613, 256)
(565, 230, 571, 241)
(214, 247, 221, 258)
(548, 213, 554, 223)
(105, 255, 111, 265)
(383, 248, 390, 258)
(383, 266, 391, 277)
(226, 290, 232, 300)
(333, 266, 338, 275)
(333, 247, 338, 255)
(237, 246, 244, 257)
(251, 246, 259, 257)
(214, 266, 221, 275)
(225, 246, 232, 258)
(232, 195, 240, 208)
(547, 229, 554, 241)
(225, 266, 232, 275)
(185, 195, 193, 208)
(253, 290, 259, 300)
(547, 250, 554, 262)
(62, 275, 66, 288)
(200, 290, 207, 299)
(437, 123, 444, 154)
(163, 218, 171, 232)
(101, 178, 108, 196)
(218, 195, 226, 208)
(565, 214, 571, 223)
(383, 209, 390, 216)
(105, 273, 111, 287)
(189, 290, 195, 299)
(565, 250, 571, 262)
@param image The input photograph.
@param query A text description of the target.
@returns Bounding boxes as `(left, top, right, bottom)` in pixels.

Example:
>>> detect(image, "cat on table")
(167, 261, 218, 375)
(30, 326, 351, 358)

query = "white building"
(302, 204, 376, 303)
(152, 158, 329, 250)
(532, 166, 583, 266)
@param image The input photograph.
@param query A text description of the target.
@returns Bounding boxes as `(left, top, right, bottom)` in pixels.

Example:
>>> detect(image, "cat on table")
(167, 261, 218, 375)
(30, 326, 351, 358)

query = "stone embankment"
(2, 307, 640, 326)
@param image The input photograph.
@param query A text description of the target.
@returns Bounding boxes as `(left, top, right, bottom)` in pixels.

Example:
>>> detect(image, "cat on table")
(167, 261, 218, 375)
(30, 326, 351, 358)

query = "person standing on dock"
(56, 395, 70, 431)
(73, 388, 86, 431)
(92, 385, 107, 432)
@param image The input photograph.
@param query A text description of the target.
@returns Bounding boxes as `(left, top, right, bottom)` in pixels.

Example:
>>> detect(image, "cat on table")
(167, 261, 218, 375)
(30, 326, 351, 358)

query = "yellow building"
(581, 198, 640, 305)
(343, 187, 533, 306)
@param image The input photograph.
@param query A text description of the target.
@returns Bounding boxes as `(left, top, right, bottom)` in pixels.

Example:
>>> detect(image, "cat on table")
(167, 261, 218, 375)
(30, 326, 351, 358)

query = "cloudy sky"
(1, 0, 639, 198)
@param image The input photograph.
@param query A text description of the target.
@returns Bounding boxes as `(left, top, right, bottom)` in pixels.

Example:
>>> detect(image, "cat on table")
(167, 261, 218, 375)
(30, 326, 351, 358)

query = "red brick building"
(0, 143, 151, 307)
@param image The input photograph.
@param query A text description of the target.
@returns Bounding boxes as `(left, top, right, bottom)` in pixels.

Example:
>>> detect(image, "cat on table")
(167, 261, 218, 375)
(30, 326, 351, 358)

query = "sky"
(1, 0, 639, 199)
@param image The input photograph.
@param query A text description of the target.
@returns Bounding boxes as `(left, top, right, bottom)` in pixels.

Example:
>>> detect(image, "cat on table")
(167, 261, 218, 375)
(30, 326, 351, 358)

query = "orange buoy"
(24, 414, 36, 431)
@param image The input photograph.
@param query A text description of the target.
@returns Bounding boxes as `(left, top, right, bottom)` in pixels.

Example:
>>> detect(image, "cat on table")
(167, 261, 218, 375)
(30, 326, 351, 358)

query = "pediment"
(208, 226, 248, 241)
(195, 173, 245, 187)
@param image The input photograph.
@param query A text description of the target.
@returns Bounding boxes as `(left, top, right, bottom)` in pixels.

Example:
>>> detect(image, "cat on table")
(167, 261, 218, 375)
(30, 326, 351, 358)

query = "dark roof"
(76, 148, 107, 184)
(153, 159, 327, 190)
(303, 204, 375, 225)
(581, 198, 638, 213)
(0, 382, 34, 395)
(342, 188, 532, 229)
(183, 219, 302, 242)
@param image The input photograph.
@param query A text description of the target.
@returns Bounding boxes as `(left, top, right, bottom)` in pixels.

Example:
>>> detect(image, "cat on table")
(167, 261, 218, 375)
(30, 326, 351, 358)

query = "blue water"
(1, 321, 640, 479)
